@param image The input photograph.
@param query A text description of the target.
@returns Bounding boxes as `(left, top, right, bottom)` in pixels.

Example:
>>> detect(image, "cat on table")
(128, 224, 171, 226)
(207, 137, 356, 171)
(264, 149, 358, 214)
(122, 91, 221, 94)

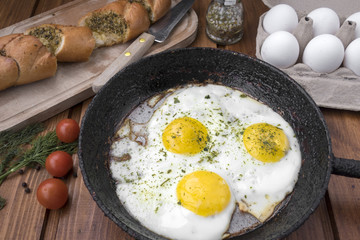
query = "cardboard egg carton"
(256, 0, 360, 111)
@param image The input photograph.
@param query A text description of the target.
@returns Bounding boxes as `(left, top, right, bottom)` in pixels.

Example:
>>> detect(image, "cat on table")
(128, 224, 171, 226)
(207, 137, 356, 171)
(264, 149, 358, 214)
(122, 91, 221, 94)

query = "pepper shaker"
(206, 0, 244, 45)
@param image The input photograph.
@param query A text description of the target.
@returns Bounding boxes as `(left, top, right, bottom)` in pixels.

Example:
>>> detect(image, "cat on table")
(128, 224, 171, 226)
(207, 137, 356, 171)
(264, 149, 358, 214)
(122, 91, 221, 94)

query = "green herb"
(28, 26, 62, 54)
(0, 123, 44, 166)
(0, 129, 77, 184)
(0, 196, 5, 210)
(0, 123, 78, 208)
(160, 178, 170, 186)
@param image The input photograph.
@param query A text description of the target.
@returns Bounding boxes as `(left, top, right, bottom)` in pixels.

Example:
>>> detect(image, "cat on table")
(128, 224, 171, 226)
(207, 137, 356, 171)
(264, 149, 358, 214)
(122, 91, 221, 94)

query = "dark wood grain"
(323, 109, 360, 240)
(0, 0, 36, 28)
(191, 0, 216, 48)
(0, 0, 359, 239)
(34, 0, 76, 15)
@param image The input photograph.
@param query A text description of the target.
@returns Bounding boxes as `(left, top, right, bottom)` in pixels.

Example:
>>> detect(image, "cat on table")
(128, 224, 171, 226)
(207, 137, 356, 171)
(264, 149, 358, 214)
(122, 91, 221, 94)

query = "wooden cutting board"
(0, 0, 198, 132)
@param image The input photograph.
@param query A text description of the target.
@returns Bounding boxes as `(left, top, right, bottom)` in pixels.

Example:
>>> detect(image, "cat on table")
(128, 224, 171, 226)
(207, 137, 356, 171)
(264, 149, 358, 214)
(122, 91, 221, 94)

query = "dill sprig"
(0, 195, 5, 210)
(0, 123, 44, 174)
(0, 129, 77, 184)
(0, 123, 45, 154)
(0, 123, 78, 210)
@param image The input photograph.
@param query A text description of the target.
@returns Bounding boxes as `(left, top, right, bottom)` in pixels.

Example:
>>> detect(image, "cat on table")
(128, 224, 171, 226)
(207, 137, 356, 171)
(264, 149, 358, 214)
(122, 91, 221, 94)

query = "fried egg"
(110, 84, 301, 239)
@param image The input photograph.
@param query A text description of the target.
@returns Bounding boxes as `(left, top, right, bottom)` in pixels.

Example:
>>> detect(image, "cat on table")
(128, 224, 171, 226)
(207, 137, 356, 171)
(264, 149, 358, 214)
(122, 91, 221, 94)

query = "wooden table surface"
(0, 0, 359, 239)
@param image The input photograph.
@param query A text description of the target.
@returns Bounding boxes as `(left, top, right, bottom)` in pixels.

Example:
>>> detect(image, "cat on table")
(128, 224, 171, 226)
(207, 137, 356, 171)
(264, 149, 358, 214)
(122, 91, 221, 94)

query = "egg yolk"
(162, 117, 209, 155)
(176, 171, 231, 217)
(243, 123, 289, 163)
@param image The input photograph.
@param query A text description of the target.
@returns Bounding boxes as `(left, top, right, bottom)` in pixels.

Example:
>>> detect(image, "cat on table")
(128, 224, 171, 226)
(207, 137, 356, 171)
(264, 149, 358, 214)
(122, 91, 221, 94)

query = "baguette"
(0, 34, 57, 91)
(78, 0, 150, 47)
(25, 24, 96, 62)
(134, 0, 171, 23)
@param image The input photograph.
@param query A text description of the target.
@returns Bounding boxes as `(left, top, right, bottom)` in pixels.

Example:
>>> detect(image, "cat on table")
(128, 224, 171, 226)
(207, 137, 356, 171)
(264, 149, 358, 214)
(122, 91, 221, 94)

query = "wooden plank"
(0, 0, 198, 132)
(323, 109, 360, 240)
(41, 99, 135, 240)
(0, 111, 70, 239)
(0, 3, 46, 239)
(0, 0, 36, 28)
(190, 0, 216, 48)
(34, 0, 76, 16)
(0, 167, 47, 239)
(284, 198, 335, 240)
(41, 108, 80, 240)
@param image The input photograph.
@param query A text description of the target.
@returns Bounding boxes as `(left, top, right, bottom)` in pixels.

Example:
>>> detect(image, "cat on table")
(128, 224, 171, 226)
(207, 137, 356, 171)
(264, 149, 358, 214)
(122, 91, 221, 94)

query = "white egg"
(110, 84, 302, 239)
(346, 12, 360, 39)
(263, 4, 298, 34)
(303, 34, 344, 73)
(344, 38, 360, 76)
(307, 8, 340, 36)
(261, 31, 299, 69)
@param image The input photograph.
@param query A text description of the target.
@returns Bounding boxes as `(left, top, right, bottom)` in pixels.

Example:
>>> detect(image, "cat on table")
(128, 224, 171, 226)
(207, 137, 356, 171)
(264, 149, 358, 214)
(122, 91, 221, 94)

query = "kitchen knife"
(92, 0, 195, 93)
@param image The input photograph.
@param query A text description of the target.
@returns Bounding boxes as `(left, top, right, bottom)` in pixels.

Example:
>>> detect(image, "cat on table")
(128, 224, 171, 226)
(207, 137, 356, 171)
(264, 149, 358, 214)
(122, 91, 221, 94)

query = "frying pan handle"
(332, 156, 360, 178)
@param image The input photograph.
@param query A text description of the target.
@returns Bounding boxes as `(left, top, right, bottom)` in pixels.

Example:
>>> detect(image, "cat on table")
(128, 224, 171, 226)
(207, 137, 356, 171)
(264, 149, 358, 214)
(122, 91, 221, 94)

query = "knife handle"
(92, 32, 155, 93)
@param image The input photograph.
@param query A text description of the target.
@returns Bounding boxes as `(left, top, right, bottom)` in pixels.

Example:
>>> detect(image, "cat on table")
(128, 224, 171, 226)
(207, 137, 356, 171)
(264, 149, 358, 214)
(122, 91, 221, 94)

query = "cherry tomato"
(56, 119, 80, 143)
(45, 151, 73, 177)
(37, 178, 68, 209)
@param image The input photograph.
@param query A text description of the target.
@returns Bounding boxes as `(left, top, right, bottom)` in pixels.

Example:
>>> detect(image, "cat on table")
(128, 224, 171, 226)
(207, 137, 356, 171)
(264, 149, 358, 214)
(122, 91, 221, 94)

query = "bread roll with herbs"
(78, 0, 150, 47)
(25, 24, 96, 62)
(134, 0, 171, 23)
(0, 34, 57, 91)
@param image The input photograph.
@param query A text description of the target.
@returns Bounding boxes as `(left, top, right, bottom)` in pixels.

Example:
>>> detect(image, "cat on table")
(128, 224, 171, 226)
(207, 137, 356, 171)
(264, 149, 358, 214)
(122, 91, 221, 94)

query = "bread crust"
(152, 0, 171, 22)
(122, 0, 151, 42)
(25, 24, 96, 62)
(0, 34, 22, 50)
(95, 0, 126, 13)
(0, 56, 19, 91)
(78, 0, 150, 47)
(3, 34, 57, 86)
(57, 25, 95, 62)
(139, 0, 171, 23)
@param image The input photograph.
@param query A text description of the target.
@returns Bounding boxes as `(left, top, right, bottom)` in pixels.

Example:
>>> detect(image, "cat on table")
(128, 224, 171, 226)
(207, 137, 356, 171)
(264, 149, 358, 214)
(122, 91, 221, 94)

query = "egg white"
(110, 84, 302, 239)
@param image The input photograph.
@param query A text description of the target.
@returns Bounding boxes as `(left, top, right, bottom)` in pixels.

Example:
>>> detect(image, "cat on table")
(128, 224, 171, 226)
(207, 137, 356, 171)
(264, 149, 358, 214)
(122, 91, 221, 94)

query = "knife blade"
(92, 0, 195, 93)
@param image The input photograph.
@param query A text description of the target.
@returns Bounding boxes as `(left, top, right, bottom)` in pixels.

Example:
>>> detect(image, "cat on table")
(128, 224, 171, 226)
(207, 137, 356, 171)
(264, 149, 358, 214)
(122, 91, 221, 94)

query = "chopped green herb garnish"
(160, 178, 170, 186)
